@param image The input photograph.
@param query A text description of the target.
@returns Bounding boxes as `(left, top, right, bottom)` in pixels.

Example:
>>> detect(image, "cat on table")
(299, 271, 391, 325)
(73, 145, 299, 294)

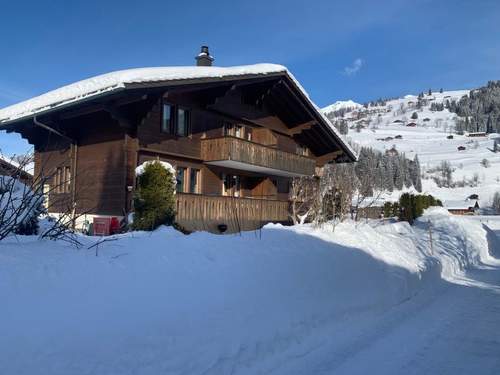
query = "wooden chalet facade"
(0, 47, 355, 233)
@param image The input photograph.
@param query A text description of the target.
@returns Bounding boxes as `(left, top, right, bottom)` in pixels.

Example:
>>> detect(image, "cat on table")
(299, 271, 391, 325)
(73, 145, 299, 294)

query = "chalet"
(0, 156, 33, 185)
(0, 47, 355, 233)
(466, 132, 487, 138)
(444, 200, 479, 215)
(385, 147, 399, 157)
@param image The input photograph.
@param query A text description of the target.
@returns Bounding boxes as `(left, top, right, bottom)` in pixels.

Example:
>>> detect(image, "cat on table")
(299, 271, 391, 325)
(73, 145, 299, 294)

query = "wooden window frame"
(161, 101, 190, 137)
(176, 167, 187, 193)
(54, 166, 71, 193)
(189, 168, 200, 194)
(161, 103, 174, 134)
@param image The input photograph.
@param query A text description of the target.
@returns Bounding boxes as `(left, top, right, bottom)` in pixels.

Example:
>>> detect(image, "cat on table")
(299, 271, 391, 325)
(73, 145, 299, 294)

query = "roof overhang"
(0, 65, 356, 162)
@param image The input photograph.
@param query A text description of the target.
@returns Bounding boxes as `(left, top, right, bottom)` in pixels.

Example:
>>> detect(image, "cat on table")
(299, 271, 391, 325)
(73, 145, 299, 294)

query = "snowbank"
(0, 210, 496, 374)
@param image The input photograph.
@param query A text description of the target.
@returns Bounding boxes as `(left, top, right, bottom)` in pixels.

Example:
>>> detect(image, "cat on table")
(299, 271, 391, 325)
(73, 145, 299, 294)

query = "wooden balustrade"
(201, 136, 315, 176)
(175, 193, 289, 233)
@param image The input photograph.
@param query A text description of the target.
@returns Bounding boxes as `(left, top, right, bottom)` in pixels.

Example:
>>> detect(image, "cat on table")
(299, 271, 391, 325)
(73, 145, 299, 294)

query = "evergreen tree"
(411, 155, 423, 192)
(132, 161, 176, 231)
(383, 202, 393, 218)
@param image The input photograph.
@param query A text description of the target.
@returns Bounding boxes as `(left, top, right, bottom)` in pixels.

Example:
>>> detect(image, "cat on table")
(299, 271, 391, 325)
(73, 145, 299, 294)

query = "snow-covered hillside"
(323, 90, 500, 206)
(1, 210, 499, 374)
(322, 99, 363, 113)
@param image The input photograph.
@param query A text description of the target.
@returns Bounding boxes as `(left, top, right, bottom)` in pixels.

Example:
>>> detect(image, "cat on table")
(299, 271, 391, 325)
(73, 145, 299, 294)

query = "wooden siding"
(201, 136, 315, 176)
(175, 193, 289, 233)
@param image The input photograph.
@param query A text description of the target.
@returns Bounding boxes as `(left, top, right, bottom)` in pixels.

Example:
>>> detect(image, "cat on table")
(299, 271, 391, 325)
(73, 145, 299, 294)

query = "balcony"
(201, 136, 315, 177)
(175, 193, 289, 233)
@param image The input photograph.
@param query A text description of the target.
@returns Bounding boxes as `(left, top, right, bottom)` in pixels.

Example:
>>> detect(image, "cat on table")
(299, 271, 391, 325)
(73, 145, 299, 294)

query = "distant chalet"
(0, 156, 33, 185)
(0, 46, 355, 233)
(444, 200, 479, 215)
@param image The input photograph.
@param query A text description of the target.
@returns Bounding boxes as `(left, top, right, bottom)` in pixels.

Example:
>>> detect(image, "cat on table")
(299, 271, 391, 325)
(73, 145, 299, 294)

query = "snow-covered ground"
(324, 91, 500, 206)
(1, 209, 499, 374)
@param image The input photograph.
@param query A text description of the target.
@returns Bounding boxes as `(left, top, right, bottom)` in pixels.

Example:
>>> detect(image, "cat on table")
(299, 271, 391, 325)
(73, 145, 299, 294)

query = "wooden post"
(428, 220, 434, 255)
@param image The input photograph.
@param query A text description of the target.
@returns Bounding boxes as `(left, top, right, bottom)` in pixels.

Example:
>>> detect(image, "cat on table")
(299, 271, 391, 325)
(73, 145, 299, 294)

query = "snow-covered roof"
(0, 64, 287, 124)
(0, 154, 34, 176)
(0, 64, 357, 161)
(443, 200, 479, 210)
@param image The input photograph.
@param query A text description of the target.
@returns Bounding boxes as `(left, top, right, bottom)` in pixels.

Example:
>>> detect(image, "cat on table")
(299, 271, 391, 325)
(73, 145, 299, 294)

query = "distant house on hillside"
(457, 146, 466, 151)
(0, 46, 355, 234)
(0, 156, 33, 185)
(385, 147, 399, 157)
(444, 200, 479, 215)
(466, 132, 487, 138)
(406, 122, 417, 127)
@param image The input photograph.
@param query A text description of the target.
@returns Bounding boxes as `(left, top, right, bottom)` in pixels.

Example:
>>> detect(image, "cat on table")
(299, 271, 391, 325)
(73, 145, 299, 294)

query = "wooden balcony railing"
(175, 193, 289, 233)
(201, 136, 316, 176)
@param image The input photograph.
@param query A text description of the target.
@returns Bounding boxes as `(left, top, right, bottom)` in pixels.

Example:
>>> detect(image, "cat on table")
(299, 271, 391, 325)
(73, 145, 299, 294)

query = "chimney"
(195, 45, 214, 67)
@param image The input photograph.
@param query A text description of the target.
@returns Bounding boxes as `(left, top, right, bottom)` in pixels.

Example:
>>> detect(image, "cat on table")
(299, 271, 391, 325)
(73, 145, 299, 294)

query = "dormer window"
(161, 102, 190, 136)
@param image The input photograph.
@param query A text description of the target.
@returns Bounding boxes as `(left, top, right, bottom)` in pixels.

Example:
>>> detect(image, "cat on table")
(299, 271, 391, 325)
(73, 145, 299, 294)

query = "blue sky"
(1, 0, 500, 156)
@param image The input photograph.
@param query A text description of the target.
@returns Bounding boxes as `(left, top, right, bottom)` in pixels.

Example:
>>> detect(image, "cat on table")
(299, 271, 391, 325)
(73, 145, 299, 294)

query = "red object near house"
(93, 217, 120, 235)
(110, 217, 121, 234)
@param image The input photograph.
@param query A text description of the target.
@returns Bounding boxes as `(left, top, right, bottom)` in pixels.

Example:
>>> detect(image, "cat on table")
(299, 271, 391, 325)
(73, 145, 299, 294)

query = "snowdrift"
(0, 210, 497, 374)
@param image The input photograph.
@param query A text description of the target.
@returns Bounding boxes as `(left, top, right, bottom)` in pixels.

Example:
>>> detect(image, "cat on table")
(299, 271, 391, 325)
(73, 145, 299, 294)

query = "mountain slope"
(323, 89, 500, 206)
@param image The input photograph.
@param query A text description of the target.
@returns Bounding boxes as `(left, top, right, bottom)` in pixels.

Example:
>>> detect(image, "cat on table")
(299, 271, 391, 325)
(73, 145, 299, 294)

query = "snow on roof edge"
(0, 64, 287, 124)
(0, 63, 356, 161)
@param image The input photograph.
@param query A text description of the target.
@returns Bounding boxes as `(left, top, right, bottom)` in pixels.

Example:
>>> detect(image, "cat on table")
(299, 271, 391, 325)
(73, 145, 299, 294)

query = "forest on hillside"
(446, 81, 500, 133)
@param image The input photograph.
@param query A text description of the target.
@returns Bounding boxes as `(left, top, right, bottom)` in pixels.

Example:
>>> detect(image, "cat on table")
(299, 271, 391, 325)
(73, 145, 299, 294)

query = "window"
(223, 122, 232, 136)
(222, 173, 240, 197)
(54, 167, 62, 193)
(177, 107, 189, 136)
(234, 125, 243, 138)
(54, 166, 71, 193)
(176, 167, 186, 193)
(162, 103, 173, 134)
(64, 166, 71, 193)
(189, 169, 200, 194)
(296, 144, 308, 156)
(223, 123, 244, 139)
(161, 102, 190, 137)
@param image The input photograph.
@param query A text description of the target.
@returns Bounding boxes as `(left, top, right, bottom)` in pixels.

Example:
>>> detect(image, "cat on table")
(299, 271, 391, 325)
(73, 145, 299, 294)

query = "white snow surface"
(322, 99, 363, 113)
(1, 209, 499, 374)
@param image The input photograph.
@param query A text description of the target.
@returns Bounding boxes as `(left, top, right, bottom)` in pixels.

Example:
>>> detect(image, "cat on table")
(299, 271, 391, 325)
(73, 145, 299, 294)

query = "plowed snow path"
(270, 263, 500, 375)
